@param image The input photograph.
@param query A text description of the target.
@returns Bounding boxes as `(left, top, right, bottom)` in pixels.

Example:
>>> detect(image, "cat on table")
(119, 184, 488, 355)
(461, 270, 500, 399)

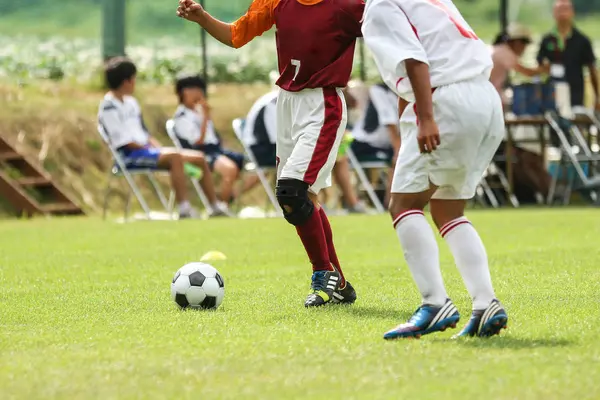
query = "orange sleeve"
(230, 0, 279, 49)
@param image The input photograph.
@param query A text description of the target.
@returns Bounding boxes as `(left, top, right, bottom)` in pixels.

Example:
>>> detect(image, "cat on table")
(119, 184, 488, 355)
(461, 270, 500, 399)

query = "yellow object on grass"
(200, 251, 227, 262)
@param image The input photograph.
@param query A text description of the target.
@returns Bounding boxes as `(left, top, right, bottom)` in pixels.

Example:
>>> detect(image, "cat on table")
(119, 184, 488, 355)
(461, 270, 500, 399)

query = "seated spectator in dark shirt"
(173, 75, 245, 204)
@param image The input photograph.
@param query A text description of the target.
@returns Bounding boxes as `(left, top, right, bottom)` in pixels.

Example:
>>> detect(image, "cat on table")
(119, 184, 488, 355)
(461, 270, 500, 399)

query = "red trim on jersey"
(392, 209, 424, 229)
(409, 22, 419, 39)
(304, 88, 343, 185)
(396, 77, 405, 89)
(440, 218, 471, 238)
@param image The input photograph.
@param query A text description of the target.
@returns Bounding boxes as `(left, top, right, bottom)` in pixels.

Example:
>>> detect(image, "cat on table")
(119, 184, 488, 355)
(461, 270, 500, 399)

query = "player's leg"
(430, 80, 508, 338)
(384, 191, 460, 339)
(276, 88, 353, 307)
(430, 198, 506, 337)
(383, 105, 458, 340)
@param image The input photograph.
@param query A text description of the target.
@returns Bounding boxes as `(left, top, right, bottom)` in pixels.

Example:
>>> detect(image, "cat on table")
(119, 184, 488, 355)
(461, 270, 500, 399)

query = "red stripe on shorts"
(303, 88, 342, 185)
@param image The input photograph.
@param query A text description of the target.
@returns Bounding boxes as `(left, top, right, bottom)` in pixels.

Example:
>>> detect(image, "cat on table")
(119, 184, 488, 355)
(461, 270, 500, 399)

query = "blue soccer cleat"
(383, 299, 460, 340)
(454, 299, 508, 338)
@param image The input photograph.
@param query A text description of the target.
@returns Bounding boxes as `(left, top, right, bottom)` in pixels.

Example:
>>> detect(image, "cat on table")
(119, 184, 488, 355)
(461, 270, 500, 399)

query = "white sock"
(441, 217, 495, 310)
(393, 210, 448, 307)
(178, 201, 192, 213)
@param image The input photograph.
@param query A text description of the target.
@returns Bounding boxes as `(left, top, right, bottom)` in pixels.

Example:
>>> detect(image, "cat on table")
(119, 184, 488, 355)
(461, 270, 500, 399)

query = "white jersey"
(242, 91, 278, 147)
(352, 84, 399, 149)
(362, 0, 493, 102)
(97, 93, 150, 149)
(173, 105, 219, 147)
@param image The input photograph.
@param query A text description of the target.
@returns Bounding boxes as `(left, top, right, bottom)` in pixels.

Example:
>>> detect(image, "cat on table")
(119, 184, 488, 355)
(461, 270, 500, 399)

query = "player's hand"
(177, 0, 205, 23)
(417, 118, 440, 154)
(594, 100, 600, 113)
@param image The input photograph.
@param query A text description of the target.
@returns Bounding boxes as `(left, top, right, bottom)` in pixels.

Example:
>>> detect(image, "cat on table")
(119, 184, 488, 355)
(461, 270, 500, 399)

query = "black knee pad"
(276, 179, 314, 226)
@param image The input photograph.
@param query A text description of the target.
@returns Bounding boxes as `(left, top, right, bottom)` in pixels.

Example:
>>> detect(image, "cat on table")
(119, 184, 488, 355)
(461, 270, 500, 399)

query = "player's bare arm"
(177, 0, 234, 47)
(177, 0, 275, 49)
(405, 59, 439, 154)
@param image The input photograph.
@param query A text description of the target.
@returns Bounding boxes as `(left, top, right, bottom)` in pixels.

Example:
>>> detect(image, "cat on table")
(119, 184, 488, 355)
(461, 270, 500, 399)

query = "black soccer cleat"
(453, 299, 508, 338)
(304, 270, 341, 307)
(332, 280, 357, 304)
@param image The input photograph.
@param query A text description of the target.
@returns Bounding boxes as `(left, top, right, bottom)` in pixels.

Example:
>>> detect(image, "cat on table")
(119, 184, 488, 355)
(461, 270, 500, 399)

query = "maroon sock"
(318, 207, 347, 287)
(295, 209, 333, 272)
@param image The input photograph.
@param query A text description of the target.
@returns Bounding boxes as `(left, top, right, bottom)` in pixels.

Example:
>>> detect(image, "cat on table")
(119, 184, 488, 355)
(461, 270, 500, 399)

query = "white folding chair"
(97, 124, 171, 220)
(165, 119, 213, 214)
(231, 118, 281, 213)
(345, 147, 386, 213)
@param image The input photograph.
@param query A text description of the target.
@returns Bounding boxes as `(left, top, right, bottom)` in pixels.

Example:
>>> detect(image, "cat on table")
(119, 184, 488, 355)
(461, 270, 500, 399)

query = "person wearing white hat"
(490, 23, 549, 105)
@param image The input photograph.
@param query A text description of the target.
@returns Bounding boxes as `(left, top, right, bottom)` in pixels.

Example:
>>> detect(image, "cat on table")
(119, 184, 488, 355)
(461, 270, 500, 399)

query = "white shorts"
(392, 78, 504, 199)
(276, 88, 347, 194)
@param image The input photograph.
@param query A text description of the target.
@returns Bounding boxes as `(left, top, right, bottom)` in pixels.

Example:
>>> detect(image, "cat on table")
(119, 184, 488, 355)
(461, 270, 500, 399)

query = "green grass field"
(1, 209, 600, 399)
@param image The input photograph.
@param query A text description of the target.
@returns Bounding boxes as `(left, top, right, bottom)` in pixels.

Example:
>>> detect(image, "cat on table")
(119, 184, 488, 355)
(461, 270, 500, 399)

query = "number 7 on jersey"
(291, 59, 301, 81)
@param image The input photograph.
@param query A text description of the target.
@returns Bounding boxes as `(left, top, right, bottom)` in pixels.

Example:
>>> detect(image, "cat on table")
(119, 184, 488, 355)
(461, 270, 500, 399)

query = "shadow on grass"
(330, 305, 413, 320)
(440, 336, 574, 349)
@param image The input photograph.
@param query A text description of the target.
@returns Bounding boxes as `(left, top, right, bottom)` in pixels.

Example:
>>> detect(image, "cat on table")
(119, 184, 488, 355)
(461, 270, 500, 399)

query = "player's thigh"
(430, 82, 496, 200)
(281, 88, 347, 194)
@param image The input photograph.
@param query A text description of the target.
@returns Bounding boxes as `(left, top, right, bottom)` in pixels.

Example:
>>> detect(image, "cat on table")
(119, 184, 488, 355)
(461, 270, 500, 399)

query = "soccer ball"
(171, 262, 225, 309)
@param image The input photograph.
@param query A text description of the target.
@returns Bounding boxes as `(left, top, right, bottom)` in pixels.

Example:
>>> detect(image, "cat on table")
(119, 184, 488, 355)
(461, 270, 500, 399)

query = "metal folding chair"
(231, 118, 280, 213)
(545, 112, 600, 205)
(477, 161, 519, 208)
(345, 147, 386, 213)
(97, 125, 171, 220)
(164, 119, 213, 214)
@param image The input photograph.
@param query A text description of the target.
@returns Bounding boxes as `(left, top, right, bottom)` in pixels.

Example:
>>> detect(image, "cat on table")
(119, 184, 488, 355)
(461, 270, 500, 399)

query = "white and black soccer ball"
(171, 262, 225, 309)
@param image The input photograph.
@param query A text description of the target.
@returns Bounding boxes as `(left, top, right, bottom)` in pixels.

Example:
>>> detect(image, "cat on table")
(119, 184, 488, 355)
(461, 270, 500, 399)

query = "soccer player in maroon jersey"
(177, 0, 364, 307)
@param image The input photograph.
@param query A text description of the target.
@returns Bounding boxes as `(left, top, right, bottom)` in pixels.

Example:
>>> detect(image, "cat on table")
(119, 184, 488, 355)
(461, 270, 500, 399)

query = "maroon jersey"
(231, 0, 364, 92)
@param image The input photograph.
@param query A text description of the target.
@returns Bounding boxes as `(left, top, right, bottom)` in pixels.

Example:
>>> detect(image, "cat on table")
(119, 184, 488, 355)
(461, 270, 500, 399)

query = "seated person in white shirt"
(350, 83, 401, 206)
(241, 89, 278, 168)
(173, 75, 245, 204)
(350, 83, 400, 165)
(97, 57, 227, 218)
